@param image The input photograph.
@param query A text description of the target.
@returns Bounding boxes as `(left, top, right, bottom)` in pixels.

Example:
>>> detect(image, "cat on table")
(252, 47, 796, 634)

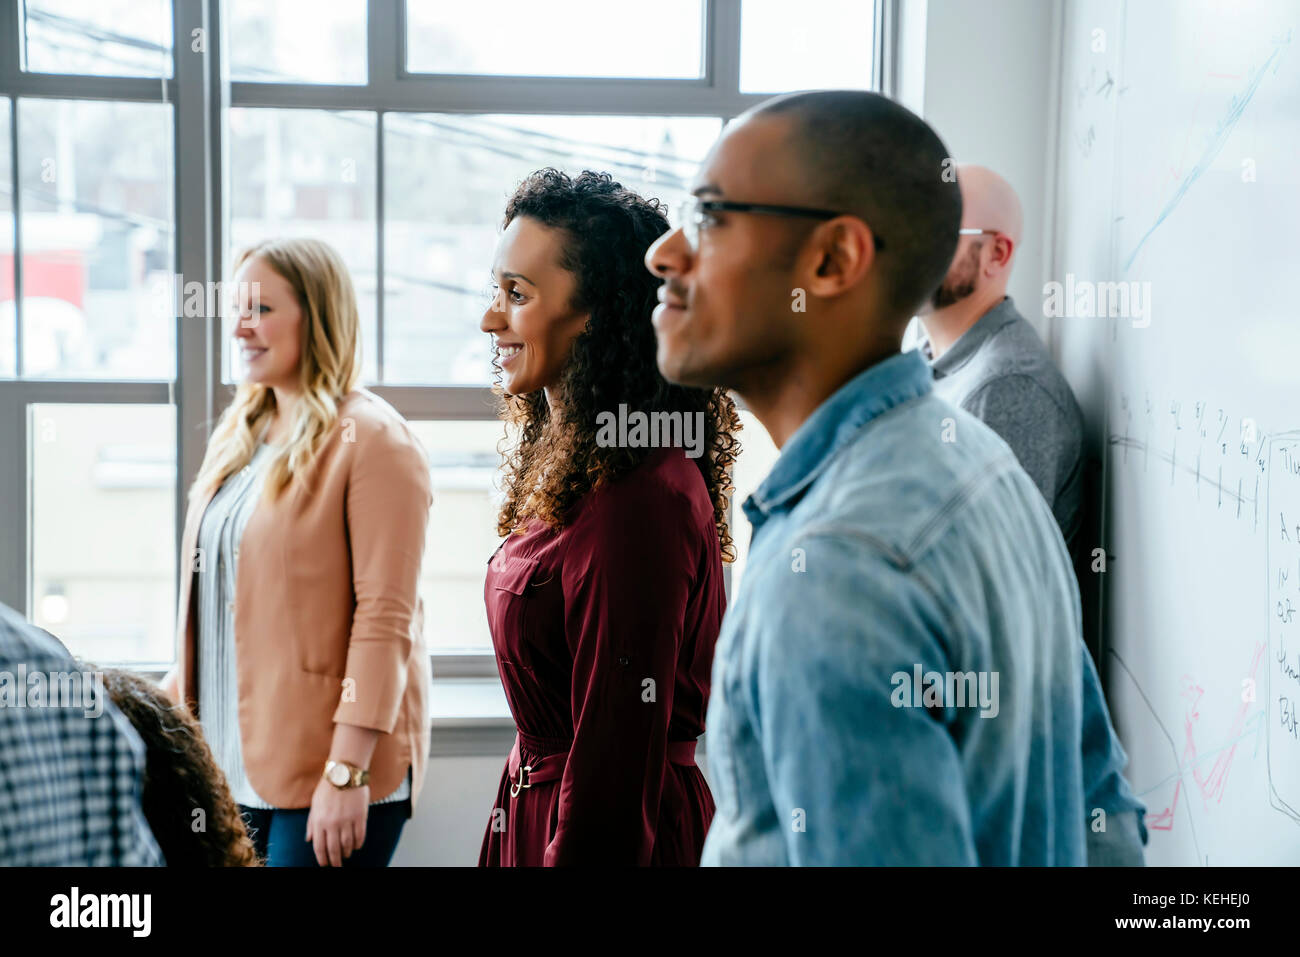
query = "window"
(21, 0, 172, 78)
(1, 0, 886, 684)
(29, 403, 176, 664)
(1, 96, 13, 378)
(226, 108, 378, 383)
(730, 409, 779, 594)
(17, 98, 174, 379)
(408, 419, 506, 654)
(225, 0, 366, 85)
(740, 0, 874, 93)
(404, 0, 705, 79)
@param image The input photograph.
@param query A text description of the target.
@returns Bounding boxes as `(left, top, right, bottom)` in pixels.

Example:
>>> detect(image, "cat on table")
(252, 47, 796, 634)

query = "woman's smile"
(496, 341, 524, 366)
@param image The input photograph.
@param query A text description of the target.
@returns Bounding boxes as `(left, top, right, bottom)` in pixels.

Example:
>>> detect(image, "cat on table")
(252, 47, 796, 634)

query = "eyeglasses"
(958, 228, 1000, 237)
(671, 196, 884, 252)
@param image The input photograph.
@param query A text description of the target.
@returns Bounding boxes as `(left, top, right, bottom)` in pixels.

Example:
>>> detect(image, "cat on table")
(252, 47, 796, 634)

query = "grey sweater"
(922, 296, 1086, 552)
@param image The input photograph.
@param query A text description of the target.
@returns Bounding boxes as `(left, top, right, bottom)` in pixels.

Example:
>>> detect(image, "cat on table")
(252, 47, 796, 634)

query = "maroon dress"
(478, 446, 725, 866)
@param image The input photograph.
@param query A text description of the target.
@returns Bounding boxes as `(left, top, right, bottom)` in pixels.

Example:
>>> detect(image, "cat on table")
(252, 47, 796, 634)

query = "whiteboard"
(1053, 0, 1300, 865)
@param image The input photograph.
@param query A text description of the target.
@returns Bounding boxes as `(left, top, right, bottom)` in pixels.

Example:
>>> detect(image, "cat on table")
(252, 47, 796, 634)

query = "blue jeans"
(240, 800, 410, 867)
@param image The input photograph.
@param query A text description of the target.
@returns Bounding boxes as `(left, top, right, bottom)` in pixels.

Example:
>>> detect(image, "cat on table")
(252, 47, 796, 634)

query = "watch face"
(328, 763, 350, 786)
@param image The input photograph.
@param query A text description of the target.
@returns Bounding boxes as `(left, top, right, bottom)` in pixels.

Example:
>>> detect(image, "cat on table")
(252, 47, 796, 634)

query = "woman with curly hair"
(478, 169, 741, 867)
(99, 667, 260, 866)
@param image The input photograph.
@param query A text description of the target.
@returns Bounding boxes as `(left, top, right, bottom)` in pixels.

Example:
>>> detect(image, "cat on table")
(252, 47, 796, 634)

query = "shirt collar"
(744, 349, 933, 524)
(926, 296, 1019, 378)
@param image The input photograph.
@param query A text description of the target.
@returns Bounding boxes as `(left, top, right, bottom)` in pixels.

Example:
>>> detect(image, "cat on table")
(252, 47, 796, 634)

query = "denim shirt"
(701, 350, 1146, 865)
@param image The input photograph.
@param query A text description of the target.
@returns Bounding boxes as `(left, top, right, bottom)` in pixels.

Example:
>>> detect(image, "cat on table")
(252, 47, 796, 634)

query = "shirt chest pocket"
(489, 553, 540, 593)
(485, 553, 543, 656)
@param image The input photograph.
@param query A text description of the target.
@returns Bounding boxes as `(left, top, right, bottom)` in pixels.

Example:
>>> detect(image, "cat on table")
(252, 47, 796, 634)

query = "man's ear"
(987, 234, 1016, 273)
(802, 217, 877, 298)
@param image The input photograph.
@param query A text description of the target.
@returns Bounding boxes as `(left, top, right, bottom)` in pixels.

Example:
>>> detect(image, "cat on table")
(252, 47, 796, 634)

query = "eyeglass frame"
(673, 197, 885, 252)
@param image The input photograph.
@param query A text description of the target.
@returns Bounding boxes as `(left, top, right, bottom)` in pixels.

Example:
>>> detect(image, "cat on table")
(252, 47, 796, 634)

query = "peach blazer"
(175, 389, 432, 813)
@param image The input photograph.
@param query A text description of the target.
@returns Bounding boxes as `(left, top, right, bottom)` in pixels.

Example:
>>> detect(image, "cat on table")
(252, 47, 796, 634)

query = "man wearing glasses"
(645, 90, 1145, 865)
(914, 164, 1086, 553)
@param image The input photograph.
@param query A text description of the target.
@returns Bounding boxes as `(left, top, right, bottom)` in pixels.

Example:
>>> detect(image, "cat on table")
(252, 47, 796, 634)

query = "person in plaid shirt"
(0, 601, 162, 866)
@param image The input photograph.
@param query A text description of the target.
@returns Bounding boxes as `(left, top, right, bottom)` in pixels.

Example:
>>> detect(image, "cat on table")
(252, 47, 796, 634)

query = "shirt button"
(227, 600, 235, 615)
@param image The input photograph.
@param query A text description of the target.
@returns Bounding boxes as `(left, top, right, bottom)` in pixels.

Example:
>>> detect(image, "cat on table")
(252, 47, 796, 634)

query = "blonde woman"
(160, 238, 431, 867)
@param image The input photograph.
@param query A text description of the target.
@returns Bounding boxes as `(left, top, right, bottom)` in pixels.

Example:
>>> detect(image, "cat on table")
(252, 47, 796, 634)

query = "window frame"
(0, 0, 891, 680)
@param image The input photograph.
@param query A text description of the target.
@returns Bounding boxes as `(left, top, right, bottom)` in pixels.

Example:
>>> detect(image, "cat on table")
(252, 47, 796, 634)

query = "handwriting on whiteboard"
(1110, 391, 1265, 529)
(1267, 432, 1300, 823)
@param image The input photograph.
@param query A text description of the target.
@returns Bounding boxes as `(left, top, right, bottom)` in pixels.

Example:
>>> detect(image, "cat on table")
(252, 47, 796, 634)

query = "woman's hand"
(306, 776, 369, 867)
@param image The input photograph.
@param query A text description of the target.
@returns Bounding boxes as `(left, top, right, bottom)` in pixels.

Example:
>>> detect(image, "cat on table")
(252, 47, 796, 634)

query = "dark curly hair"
(493, 169, 741, 561)
(97, 666, 261, 867)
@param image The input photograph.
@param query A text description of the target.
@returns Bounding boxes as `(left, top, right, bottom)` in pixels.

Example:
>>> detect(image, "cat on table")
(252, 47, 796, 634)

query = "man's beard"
(930, 241, 983, 310)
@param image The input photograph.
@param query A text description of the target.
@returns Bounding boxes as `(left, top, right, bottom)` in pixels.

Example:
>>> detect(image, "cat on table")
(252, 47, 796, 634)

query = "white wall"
(918, 0, 1061, 338)
(391, 756, 505, 866)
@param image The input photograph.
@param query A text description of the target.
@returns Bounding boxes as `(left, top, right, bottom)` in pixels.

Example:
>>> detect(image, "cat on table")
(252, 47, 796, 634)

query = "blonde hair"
(190, 238, 361, 502)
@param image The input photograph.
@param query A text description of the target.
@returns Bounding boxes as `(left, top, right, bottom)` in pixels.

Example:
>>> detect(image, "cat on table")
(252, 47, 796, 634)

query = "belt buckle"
(510, 762, 532, 798)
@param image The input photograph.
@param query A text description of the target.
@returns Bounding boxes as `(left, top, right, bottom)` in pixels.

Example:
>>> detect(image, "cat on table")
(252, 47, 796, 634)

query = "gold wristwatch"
(324, 759, 370, 790)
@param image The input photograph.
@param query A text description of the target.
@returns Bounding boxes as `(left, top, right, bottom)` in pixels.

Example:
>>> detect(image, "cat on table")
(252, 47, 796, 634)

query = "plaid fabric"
(0, 602, 163, 866)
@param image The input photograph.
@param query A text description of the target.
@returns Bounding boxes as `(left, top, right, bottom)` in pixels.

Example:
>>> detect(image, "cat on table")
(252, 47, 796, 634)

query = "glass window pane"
(18, 99, 175, 380)
(730, 409, 779, 595)
(23, 0, 172, 78)
(1, 98, 12, 379)
(740, 0, 874, 93)
(226, 108, 378, 384)
(405, 0, 703, 78)
(408, 419, 507, 655)
(226, 0, 366, 84)
(383, 113, 721, 385)
(30, 404, 176, 665)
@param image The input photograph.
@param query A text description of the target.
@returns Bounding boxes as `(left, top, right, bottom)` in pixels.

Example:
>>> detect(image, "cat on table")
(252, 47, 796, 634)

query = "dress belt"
(507, 730, 698, 798)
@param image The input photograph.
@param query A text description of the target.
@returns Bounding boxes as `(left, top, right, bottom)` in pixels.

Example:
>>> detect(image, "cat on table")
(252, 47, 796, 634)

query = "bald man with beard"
(917, 165, 1085, 552)
(918, 166, 1145, 865)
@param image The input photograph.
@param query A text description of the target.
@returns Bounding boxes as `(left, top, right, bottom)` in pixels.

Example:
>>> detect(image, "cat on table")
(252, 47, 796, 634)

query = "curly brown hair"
(493, 169, 741, 560)
(97, 667, 261, 867)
